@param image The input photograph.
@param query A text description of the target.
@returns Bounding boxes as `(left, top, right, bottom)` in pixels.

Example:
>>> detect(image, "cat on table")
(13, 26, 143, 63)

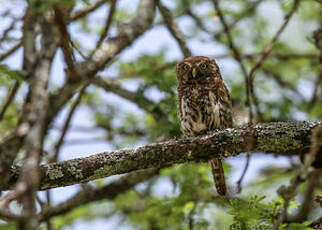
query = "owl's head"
(176, 56, 221, 82)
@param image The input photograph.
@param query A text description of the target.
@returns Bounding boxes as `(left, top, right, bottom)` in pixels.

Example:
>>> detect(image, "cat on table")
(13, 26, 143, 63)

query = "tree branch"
(92, 77, 171, 128)
(84, 0, 156, 75)
(70, 0, 111, 21)
(39, 168, 159, 221)
(96, 0, 117, 48)
(157, 0, 192, 58)
(0, 40, 22, 62)
(45, 0, 156, 130)
(51, 85, 88, 162)
(0, 81, 20, 122)
(248, 0, 300, 83)
(53, 5, 76, 77)
(2, 121, 320, 191)
(212, 0, 255, 122)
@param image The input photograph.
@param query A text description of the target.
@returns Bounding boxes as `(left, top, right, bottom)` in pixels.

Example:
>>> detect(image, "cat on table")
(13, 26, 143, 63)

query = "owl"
(176, 56, 233, 196)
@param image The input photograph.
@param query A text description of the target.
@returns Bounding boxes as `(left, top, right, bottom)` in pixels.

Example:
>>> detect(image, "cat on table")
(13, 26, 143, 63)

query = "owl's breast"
(178, 90, 222, 136)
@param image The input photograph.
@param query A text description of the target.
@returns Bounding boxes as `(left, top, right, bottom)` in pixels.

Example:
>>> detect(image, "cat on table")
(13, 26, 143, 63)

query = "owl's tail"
(209, 158, 227, 196)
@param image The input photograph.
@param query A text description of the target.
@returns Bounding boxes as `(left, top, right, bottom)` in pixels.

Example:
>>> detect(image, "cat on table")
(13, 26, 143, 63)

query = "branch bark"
(2, 121, 320, 191)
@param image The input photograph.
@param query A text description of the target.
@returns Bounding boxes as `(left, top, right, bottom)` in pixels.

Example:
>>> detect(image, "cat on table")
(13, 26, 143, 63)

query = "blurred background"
(0, 0, 321, 229)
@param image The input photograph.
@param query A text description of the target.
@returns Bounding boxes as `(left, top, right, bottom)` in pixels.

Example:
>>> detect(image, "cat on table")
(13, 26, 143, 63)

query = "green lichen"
(256, 126, 304, 153)
(46, 165, 64, 180)
(41, 183, 52, 190)
(232, 134, 244, 144)
(67, 160, 83, 180)
(83, 164, 115, 183)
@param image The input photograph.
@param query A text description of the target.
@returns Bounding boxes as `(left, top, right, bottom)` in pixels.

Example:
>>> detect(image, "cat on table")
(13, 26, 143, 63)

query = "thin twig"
(70, 40, 89, 60)
(308, 75, 321, 110)
(0, 17, 20, 44)
(70, 0, 111, 21)
(157, 0, 192, 57)
(83, 0, 155, 74)
(302, 127, 321, 173)
(183, 0, 208, 33)
(54, 5, 76, 74)
(188, 202, 197, 230)
(308, 27, 322, 110)
(213, 52, 319, 60)
(92, 77, 171, 128)
(236, 124, 256, 193)
(45, 191, 52, 230)
(248, 0, 300, 119)
(51, 85, 87, 162)
(236, 152, 251, 193)
(0, 41, 22, 62)
(61, 137, 108, 145)
(0, 81, 20, 122)
(0, 210, 26, 222)
(212, 0, 253, 123)
(213, 0, 264, 39)
(286, 171, 318, 222)
(249, 0, 300, 82)
(96, 0, 117, 48)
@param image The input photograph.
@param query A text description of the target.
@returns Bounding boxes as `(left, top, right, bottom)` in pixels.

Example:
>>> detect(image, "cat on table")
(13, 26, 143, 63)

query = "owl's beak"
(192, 68, 197, 78)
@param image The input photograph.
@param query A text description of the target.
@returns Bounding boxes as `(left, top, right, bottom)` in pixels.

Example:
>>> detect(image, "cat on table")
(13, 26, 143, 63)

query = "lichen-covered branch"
(2, 121, 321, 191)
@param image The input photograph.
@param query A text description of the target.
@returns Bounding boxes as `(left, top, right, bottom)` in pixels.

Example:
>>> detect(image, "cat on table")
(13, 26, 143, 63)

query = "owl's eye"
(183, 64, 190, 71)
(200, 63, 207, 69)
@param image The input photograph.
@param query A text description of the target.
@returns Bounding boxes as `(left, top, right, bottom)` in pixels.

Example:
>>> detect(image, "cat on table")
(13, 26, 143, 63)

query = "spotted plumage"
(176, 56, 233, 196)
